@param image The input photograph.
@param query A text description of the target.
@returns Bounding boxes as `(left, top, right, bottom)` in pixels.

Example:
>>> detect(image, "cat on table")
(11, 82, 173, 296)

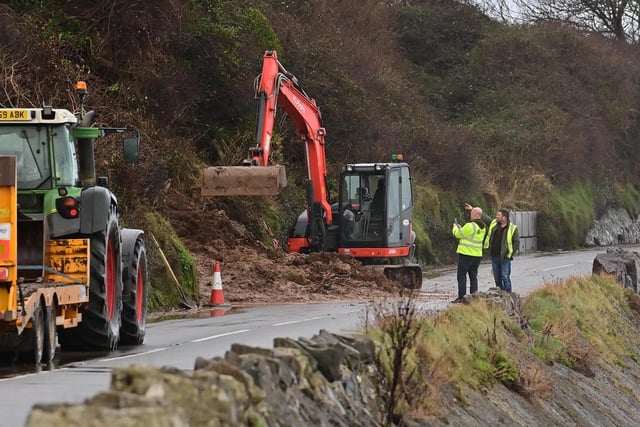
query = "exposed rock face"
(585, 208, 640, 246)
(25, 330, 383, 427)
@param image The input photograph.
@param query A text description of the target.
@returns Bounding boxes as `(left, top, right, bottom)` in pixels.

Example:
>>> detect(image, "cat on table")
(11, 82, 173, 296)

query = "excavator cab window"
(386, 169, 401, 244)
(339, 172, 387, 243)
(338, 163, 414, 249)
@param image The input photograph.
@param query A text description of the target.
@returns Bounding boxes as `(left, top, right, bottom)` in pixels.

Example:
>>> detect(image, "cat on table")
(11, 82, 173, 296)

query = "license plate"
(0, 110, 30, 120)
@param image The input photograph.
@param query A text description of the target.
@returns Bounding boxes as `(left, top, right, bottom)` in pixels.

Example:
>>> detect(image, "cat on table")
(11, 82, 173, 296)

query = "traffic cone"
(207, 261, 231, 308)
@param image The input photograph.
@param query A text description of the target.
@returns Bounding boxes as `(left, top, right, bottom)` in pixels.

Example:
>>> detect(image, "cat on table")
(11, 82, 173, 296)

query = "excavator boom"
(201, 51, 328, 204)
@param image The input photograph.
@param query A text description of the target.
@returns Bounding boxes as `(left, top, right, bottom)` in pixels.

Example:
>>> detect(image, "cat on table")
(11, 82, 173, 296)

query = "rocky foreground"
(26, 330, 382, 427)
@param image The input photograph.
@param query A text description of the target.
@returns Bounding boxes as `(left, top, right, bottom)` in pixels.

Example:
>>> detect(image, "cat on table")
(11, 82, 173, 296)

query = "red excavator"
(202, 51, 422, 289)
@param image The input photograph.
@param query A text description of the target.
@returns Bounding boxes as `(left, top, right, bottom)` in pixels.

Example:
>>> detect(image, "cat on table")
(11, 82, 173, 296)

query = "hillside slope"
(3, 1, 640, 308)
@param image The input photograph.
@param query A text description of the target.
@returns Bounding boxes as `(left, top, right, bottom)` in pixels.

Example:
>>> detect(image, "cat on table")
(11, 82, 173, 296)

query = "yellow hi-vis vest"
(453, 222, 486, 257)
(484, 220, 518, 258)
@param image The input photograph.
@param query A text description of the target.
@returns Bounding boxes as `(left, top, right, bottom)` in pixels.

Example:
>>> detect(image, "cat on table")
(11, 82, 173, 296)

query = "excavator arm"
(201, 51, 332, 242)
(253, 51, 332, 226)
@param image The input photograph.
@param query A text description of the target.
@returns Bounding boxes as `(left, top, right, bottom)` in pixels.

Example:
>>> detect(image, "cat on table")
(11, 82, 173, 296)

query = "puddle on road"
(422, 267, 456, 279)
(0, 349, 112, 378)
(150, 306, 246, 322)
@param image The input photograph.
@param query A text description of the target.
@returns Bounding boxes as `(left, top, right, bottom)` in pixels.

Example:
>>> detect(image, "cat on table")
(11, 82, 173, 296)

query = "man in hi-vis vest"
(484, 209, 520, 292)
(452, 207, 487, 303)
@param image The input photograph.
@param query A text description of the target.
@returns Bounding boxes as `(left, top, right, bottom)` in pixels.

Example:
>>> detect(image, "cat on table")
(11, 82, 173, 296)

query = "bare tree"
(479, 0, 640, 43)
(474, 0, 524, 22)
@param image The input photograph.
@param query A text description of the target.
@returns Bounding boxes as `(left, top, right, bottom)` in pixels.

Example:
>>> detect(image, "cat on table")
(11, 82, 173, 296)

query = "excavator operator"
(368, 178, 385, 234)
(371, 179, 385, 217)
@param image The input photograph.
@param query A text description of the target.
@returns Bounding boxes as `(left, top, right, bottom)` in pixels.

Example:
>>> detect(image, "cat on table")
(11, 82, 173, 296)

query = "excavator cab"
(337, 162, 414, 250)
(335, 161, 422, 289)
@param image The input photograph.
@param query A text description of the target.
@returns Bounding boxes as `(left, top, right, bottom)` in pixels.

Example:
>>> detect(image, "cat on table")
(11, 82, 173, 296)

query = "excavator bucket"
(201, 165, 287, 196)
(383, 264, 423, 290)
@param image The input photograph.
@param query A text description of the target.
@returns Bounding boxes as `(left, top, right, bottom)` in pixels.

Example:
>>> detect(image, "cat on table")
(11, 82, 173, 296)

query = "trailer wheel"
(43, 304, 57, 362)
(20, 304, 45, 364)
(59, 204, 123, 350)
(120, 237, 148, 345)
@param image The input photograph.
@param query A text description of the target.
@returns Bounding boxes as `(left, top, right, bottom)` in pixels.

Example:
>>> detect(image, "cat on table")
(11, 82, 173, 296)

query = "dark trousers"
(491, 256, 512, 292)
(457, 254, 481, 298)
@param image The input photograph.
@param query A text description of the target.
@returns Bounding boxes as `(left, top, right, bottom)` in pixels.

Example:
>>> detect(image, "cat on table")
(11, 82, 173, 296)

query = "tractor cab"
(0, 110, 78, 193)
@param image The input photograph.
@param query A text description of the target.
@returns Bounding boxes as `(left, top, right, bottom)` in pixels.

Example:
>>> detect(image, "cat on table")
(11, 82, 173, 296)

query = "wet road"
(422, 247, 610, 298)
(0, 245, 629, 426)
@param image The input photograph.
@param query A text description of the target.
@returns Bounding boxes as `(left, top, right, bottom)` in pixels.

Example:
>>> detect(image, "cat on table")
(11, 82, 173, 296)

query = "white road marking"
(98, 347, 167, 362)
(191, 329, 250, 343)
(543, 264, 574, 271)
(272, 316, 325, 326)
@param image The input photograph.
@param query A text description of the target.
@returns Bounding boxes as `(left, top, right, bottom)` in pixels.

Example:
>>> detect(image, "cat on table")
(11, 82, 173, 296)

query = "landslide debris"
(163, 189, 406, 309)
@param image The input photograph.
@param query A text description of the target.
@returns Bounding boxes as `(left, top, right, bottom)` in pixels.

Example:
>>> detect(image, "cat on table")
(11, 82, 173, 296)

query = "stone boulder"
(592, 247, 640, 293)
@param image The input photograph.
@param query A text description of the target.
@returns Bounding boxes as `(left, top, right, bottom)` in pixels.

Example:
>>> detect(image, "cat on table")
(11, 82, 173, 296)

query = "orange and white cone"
(207, 261, 231, 308)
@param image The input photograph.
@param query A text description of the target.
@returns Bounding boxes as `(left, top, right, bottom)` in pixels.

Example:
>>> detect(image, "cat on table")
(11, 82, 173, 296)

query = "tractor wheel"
(43, 304, 57, 362)
(120, 237, 148, 345)
(59, 205, 123, 350)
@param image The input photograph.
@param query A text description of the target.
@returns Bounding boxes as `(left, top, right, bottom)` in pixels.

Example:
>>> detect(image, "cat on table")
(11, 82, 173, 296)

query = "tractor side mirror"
(123, 136, 140, 163)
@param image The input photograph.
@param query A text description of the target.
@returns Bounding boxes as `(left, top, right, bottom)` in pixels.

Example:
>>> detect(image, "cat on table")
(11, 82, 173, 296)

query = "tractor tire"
(59, 205, 123, 350)
(120, 237, 148, 345)
(44, 303, 57, 362)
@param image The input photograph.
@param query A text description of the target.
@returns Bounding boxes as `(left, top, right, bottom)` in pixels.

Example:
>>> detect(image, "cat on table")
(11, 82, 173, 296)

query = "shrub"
(538, 184, 595, 250)
(144, 212, 199, 309)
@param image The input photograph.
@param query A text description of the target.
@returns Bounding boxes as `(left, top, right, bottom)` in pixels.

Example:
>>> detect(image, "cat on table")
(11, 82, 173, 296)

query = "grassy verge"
(369, 274, 640, 424)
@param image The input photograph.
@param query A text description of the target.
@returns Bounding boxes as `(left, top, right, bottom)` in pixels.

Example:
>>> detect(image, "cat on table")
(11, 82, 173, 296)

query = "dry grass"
(515, 360, 552, 398)
(524, 275, 636, 370)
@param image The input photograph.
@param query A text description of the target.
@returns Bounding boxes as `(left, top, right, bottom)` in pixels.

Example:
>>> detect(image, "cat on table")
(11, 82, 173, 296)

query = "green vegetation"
(243, 7, 281, 53)
(432, 300, 522, 388)
(539, 184, 596, 250)
(145, 212, 199, 310)
(370, 274, 640, 422)
(620, 183, 640, 218)
(411, 185, 440, 264)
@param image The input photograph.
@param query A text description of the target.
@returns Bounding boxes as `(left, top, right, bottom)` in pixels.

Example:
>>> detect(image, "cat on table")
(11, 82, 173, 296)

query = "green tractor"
(0, 81, 147, 361)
